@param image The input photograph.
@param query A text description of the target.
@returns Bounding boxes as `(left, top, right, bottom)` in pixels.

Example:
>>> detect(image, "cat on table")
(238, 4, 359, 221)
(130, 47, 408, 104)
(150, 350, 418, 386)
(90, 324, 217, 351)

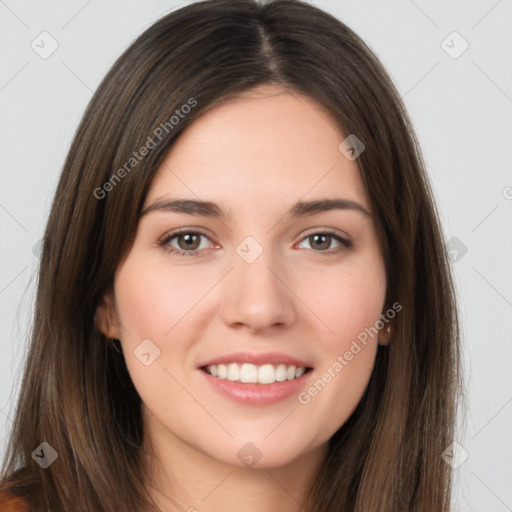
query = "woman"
(0, 0, 463, 510)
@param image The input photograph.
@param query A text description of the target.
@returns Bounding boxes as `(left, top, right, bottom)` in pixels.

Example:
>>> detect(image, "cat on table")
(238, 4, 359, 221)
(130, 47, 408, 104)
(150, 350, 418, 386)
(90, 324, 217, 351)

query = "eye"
(296, 231, 352, 254)
(158, 229, 352, 257)
(159, 229, 215, 257)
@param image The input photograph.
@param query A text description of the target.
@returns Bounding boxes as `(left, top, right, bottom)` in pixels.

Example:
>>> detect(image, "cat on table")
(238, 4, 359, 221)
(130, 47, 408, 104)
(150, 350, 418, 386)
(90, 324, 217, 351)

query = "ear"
(378, 323, 392, 346)
(94, 290, 121, 340)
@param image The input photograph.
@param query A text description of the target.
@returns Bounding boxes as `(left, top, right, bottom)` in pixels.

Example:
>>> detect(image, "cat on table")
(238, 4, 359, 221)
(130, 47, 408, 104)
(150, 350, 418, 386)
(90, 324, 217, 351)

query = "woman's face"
(97, 84, 389, 469)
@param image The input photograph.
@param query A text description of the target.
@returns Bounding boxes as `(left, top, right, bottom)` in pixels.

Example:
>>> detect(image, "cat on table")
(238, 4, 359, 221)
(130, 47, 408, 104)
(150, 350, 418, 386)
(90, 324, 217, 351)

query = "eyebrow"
(140, 197, 371, 219)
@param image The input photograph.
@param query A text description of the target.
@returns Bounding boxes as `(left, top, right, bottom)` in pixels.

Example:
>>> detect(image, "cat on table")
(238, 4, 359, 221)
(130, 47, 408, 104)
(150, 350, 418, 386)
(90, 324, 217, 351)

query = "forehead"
(145, 85, 371, 215)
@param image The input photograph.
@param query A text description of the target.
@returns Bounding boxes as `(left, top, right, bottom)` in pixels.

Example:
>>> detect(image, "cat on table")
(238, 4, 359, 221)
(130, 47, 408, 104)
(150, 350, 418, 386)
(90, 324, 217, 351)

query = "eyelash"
(158, 228, 352, 257)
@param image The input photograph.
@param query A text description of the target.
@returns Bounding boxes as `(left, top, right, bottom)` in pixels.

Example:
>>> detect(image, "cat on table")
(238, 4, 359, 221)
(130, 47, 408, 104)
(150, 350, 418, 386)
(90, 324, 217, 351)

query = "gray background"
(1, 1, 511, 510)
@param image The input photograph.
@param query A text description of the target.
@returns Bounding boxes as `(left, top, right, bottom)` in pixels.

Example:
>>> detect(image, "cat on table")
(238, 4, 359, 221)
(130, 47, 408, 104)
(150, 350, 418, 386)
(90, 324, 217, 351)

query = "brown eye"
(297, 232, 352, 253)
(159, 230, 214, 257)
(309, 234, 331, 250)
(175, 233, 201, 251)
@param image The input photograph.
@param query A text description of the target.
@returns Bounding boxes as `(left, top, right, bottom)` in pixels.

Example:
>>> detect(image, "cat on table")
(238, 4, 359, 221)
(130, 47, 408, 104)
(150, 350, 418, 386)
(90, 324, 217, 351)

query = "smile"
(202, 362, 311, 385)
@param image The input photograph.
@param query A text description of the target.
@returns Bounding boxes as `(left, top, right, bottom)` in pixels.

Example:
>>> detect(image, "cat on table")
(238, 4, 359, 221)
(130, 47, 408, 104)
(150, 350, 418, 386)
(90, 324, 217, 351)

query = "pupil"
(180, 233, 199, 250)
(312, 234, 329, 250)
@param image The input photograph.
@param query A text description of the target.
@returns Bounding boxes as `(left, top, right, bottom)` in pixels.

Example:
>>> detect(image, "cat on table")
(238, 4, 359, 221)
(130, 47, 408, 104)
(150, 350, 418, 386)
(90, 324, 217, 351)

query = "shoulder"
(0, 489, 30, 511)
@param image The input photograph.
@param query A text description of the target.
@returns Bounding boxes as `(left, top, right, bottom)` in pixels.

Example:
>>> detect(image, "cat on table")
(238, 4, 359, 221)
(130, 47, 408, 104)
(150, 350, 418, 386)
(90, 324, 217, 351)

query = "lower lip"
(199, 368, 312, 406)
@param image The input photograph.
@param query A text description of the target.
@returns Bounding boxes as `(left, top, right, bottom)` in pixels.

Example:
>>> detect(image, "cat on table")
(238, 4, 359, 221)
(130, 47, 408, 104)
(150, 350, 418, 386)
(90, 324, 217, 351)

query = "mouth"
(197, 352, 315, 405)
(200, 363, 314, 385)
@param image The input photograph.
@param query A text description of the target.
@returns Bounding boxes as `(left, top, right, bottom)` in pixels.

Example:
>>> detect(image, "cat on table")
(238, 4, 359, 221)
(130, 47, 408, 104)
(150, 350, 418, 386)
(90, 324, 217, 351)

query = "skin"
(96, 84, 390, 512)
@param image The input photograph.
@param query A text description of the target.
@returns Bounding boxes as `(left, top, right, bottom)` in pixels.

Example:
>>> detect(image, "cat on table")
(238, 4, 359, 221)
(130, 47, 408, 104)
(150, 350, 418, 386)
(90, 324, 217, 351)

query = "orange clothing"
(0, 490, 29, 511)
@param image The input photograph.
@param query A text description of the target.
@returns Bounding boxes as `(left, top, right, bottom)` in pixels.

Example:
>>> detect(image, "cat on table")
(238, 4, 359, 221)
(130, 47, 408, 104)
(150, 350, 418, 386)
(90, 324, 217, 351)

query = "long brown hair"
(0, 1, 464, 510)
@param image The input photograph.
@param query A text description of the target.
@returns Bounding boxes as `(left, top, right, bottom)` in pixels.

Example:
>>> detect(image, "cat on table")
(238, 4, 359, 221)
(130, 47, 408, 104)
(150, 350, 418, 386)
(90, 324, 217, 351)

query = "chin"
(208, 434, 316, 470)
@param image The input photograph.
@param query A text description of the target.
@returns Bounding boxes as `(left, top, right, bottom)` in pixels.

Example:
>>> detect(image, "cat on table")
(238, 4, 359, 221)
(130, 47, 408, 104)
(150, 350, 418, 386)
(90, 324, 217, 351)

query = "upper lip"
(198, 351, 313, 369)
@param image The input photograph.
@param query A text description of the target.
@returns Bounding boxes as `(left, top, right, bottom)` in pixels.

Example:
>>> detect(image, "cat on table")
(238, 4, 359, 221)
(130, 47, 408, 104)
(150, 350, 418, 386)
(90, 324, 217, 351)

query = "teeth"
(227, 363, 239, 381)
(240, 363, 258, 383)
(204, 362, 308, 384)
(218, 364, 228, 379)
(258, 364, 276, 384)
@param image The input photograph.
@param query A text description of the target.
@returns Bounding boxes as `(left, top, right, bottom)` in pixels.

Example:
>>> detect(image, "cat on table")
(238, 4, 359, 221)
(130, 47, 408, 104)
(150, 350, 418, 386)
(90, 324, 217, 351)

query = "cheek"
(304, 254, 387, 343)
(295, 255, 385, 434)
(112, 255, 220, 398)
(113, 256, 210, 340)
(330, 277, 385, 341)
(112, 258, 207, 415)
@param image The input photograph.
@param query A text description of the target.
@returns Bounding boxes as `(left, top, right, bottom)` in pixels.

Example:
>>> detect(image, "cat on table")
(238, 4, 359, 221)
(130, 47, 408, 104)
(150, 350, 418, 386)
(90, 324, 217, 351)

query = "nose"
(220, 247, 296, 333)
